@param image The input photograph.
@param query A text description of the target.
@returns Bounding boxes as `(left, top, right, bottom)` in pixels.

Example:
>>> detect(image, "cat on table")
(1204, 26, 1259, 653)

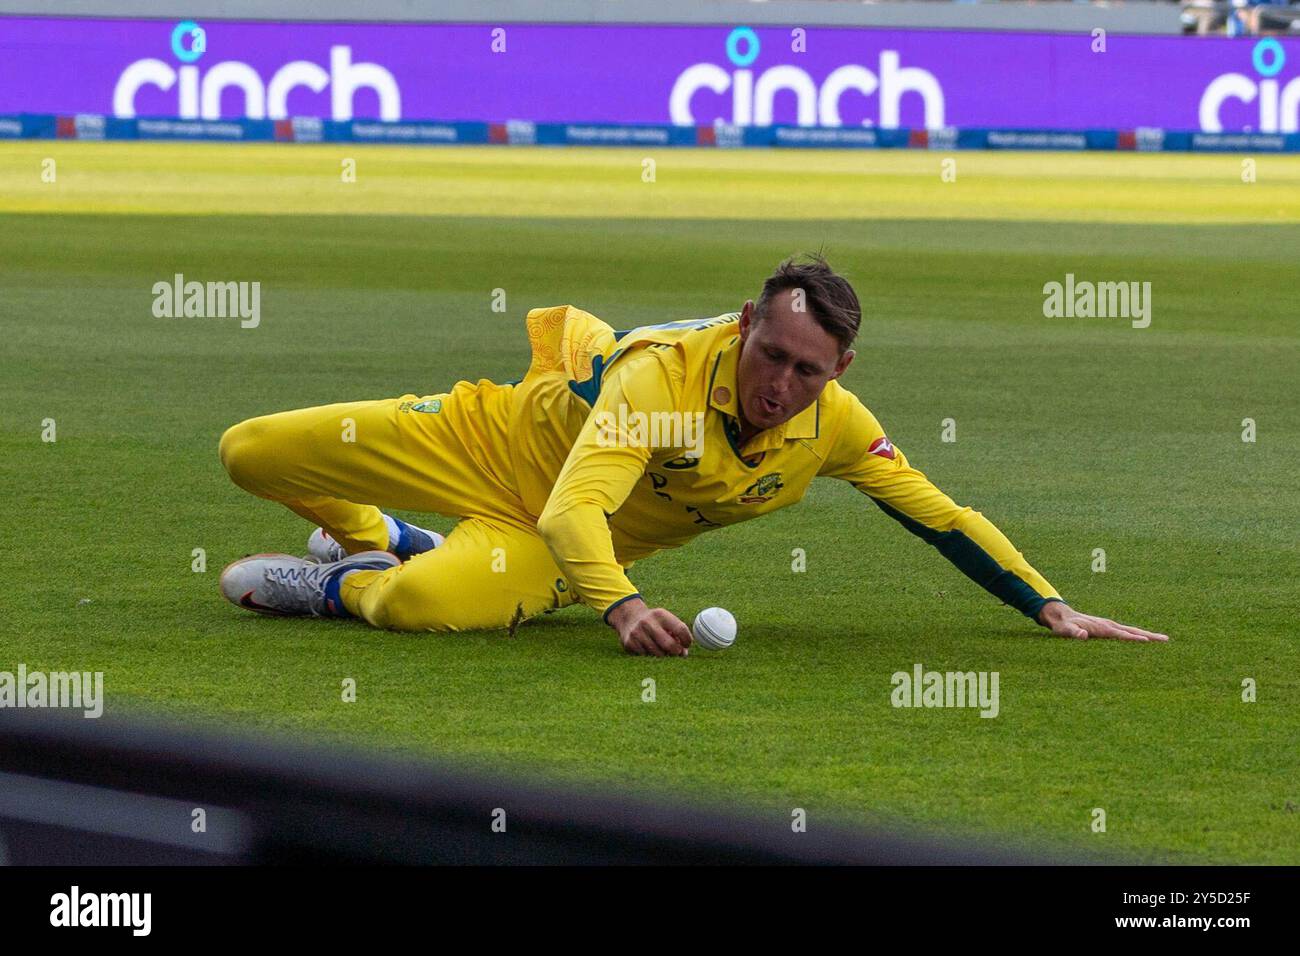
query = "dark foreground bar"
(0, 709, 1052, 866)
(0, 711, 1287, 941)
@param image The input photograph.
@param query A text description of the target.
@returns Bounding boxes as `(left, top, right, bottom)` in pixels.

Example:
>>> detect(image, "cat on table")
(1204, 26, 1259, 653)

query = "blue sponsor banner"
(544, 123, 697, 146)
(7, 114, 1300, 152)
(768, 125, 910, 148)
(975, 129, 1090, 151)
(134, 116, 276, 141)
(1189, 131, 1300, 152)
(339, 120, 488, 144)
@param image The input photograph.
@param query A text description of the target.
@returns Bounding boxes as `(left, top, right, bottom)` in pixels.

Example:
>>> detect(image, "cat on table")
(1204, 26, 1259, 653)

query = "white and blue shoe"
(220, 550, 399, 618)
(308, 516, 443, 564)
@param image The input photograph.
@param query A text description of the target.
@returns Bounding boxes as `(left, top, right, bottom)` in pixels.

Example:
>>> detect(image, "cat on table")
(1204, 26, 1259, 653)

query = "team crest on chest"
(739, 472, 784, 505)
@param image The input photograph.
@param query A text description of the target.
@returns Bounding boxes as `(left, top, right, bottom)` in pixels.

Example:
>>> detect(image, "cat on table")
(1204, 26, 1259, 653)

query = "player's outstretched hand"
(1037, 601, 1169, 642)
(606, 597, 692, 657)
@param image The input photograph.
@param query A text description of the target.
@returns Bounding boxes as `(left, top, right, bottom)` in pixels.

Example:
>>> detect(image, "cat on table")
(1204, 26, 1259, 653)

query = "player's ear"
(738, 300, 754, 339)
(831, 348, 855, 380)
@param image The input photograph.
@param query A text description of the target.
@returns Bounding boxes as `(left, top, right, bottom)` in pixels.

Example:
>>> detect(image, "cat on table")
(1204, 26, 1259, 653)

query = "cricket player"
(218, 255, 1169, 655)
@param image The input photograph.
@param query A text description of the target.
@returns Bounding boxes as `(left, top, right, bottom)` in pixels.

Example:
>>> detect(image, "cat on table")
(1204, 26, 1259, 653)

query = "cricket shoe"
(307, 517, 444, 563)
(220, 550, 399, 618)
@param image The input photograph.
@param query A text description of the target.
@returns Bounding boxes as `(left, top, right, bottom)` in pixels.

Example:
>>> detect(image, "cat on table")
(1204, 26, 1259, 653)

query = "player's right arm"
(536, 351, 694, 656)
(818, 389, 1168, 642)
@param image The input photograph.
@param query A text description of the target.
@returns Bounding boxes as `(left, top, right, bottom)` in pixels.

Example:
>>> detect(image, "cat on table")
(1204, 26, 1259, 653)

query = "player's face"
(736, 291, 854, 433)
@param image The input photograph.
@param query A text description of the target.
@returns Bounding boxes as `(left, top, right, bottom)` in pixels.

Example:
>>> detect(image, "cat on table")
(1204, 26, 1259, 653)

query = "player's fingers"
(1115, 622, 1170, 642)
(649, 609, 691, 643)
(657, 611, 693, 651)
(645, 621, 686, 657)
(1109, 624, 1156, 642)
(627, 629, 662, 657)
(640, 630, 668, 657)
(646, 610, 690, 655)
(1053, 619, 1089, 639)
(1090, 618, 1148, 642)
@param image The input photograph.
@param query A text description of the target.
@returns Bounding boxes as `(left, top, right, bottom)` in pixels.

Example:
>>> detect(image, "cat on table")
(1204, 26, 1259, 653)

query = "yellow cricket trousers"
(218, 380, 577, 631)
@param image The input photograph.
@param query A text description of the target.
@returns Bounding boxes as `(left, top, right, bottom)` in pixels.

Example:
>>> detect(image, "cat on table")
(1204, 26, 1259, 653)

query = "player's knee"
(219, 417, 276, 494)
(366, 568, 515, 633)
(369, 572, 459, 632)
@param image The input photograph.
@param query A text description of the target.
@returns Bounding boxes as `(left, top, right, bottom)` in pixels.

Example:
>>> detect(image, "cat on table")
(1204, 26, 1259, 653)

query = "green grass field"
(1, 142, 1296, 863)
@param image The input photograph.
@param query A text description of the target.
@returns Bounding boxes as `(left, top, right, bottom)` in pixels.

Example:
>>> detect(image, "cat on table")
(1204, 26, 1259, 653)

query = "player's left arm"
(819, 392, 1169, 642)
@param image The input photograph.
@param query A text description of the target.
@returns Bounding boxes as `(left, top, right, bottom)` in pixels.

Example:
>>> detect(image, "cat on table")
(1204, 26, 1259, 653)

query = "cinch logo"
(1199, 38, 1299, 132)
(669, 26, 944, 128)
(113, 29, 401, 121)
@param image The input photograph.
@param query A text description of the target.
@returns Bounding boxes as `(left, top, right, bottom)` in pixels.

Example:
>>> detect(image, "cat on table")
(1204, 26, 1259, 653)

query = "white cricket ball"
(692, 607, 737, 650)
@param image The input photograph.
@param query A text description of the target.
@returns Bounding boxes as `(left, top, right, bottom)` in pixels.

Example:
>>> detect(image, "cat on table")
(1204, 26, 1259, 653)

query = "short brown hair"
(754, 253, 860, 351)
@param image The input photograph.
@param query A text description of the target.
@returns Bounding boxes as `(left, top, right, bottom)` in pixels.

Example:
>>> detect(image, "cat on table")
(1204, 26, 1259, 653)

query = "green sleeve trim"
(603, 592, 643, 624)
(869, 497, 1053, 620)
(567, 352, 611, 406)
(721, 415, 763, 469)
(1032, 596, 1068, 623)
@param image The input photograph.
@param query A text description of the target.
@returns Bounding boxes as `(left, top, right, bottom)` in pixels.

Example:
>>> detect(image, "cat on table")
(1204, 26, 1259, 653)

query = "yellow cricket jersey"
(509, 306, 1061, 623)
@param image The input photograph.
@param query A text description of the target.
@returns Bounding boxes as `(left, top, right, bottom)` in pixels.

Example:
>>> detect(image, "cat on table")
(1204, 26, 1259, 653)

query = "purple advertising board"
(2, 16, 1299, 133)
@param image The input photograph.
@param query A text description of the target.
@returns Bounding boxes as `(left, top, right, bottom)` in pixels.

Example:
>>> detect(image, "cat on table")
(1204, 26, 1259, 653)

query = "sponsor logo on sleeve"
(868, 436, 896, 460)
